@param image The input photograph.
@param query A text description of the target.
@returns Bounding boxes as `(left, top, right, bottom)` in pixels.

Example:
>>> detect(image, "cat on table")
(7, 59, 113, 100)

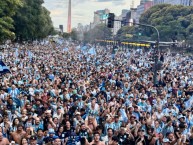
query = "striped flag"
(14, 48, 19, 57)
(0, 60, 11, 75)
(28, 50, 34, 59)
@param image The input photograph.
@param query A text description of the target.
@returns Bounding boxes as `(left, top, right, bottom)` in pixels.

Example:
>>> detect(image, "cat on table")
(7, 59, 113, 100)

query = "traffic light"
(107, 13, 115, 28)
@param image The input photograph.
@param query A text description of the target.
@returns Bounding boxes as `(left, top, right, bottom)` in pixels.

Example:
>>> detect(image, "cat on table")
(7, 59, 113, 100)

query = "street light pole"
(108, 18, 160, 85)
(135, 23, 160, 85)
(122, 21, 160, 85)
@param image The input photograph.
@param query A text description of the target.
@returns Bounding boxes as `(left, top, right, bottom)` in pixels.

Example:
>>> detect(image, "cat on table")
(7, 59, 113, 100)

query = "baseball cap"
(49, 128, 55, 134)
(178, 115, 185, 120)
(46, 110, 51, 114)
(75, 112, 81, 115)
(163, 138, 170, 143)
(37, 128, 43, 132)
(53, 135, 60, 140)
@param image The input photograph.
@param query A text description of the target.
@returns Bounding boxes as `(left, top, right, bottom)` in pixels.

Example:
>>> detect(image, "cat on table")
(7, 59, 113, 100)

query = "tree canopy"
(116, 4, 193, 43)
(0, 0, 22, 42)
(0, 0, 54, 43)
(83, 24, 112, 43)
(140, 4, 193, 41)
(13, 0, 54, 42)
(116, 25, 151, 42)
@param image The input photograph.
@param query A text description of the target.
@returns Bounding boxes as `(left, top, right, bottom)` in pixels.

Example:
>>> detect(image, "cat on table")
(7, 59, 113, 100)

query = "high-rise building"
(130, 8, 137, 21)
(153, 0, 192, 6)
(130, 0, 141, 8)
(121, 9, 129, 17)
(93, 9, 110, 25)
(113, 16, 122, 35)
(136, 0, 153, 22)
(141, 0, 153, 3)
(121, 8, 138, 27)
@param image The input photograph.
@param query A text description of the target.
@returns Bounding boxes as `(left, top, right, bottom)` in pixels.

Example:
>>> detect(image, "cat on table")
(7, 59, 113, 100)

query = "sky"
(44, 0, 140, 32)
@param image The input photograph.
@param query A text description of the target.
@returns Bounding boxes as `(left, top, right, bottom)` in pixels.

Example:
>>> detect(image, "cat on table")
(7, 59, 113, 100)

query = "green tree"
(83, 24, 112, 43)
(13, 0, 54, 42)
(116, 25, 151, 42)
(0, 0, 22, 42)
(62, 32, 71, 39)
(36, 7, 55, 39)
(70, 29, 78, 41)
(140, 4, 193, 42)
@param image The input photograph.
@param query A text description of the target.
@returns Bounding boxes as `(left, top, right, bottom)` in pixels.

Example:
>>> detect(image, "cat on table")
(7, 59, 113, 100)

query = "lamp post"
(107, 17, 160, 85)
(134, 23, 160, 85)
(121, 21, 160, 85)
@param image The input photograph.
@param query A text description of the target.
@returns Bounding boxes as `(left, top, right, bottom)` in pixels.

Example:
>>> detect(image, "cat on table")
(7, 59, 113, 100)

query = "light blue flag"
(76, 45, 81, 50)
(185, 96, 193, 109)
(57, 39, 63, 45)
(81, 46, 87, 50)
(0, 60, 11, 75)
(88, 47, 96, 55)
(20, 50, 24, 55)
(63, 47, 68, 52)
(28, 50, 33, 59)
(81, 46, 88, 55)
(14, 48, 19, 58)
(120, 109, 128, 122)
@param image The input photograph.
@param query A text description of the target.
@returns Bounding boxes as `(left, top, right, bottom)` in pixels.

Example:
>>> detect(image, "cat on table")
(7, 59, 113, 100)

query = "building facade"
(121, 9, 130, 17)
(153, 0, 192, 6)
(93, 9, 110, 25)
(136, 0, 153, 22)
(130, 0, 141, 8)
(113, 16, 122, 35)
(130, 8, 137, 21)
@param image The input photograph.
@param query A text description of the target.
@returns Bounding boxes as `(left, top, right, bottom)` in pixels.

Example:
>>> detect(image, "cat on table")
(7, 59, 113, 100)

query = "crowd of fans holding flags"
(0, 40, 193, 145)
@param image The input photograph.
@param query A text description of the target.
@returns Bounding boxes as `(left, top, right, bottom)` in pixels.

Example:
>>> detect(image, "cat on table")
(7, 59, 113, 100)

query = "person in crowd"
(0, 41, 193, 145)
(53, 136, 62, 145)
(29, 135, 38, 145)
(0, 132, 9, 145)
(90, 132, 105, 145)
(21, 137, 28, 145)
(10, 124, 26, 144)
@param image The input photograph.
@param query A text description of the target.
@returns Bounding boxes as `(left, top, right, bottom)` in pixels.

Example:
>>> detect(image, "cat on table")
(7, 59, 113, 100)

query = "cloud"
(93, 0, 126, 6)
(44, 0, 68, 10)
(95, 0, 124, 2)
(50, 9, 64, 17)
(44, 0, 131, 32)
(73, 12, 85, 17)
(96, 0, 122, 1)
(113, 1, 126, 6)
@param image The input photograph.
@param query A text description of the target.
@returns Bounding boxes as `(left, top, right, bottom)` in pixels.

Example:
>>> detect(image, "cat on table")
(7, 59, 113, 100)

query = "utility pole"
(107, 15, 160, 85)
(133, 23, 160, 85)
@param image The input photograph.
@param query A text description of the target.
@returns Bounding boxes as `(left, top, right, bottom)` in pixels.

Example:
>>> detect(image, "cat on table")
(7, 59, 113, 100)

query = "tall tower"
(130, 0, 135, 8)
(67, 0, 71, 33)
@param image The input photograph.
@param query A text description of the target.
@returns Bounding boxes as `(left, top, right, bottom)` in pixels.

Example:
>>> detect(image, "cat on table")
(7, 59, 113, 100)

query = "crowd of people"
(0, 41, 193, 145)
